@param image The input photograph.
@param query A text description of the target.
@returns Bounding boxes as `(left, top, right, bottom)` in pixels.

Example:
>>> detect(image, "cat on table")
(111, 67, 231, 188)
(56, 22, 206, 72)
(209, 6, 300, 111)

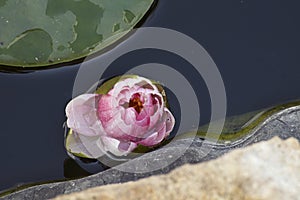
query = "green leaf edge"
(0, 0, 155, 68)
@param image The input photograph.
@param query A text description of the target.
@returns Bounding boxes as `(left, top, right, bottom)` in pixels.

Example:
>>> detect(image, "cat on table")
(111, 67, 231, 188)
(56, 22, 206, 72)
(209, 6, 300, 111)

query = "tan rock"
(53, 137, 300, 200)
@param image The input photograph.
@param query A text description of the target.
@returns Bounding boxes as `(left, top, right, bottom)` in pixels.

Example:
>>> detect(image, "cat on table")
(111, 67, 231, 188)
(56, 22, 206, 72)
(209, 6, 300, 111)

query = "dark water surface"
(1, 0, 300, 191)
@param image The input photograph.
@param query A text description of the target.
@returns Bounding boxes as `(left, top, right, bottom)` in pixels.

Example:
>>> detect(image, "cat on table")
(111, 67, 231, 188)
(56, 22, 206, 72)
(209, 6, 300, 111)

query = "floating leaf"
(0, 0, 155, 67)
(65, 130, 105, 159)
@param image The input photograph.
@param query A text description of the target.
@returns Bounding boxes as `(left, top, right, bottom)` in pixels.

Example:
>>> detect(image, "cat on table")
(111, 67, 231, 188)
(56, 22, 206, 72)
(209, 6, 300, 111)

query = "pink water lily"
(66, 76, 175, 157)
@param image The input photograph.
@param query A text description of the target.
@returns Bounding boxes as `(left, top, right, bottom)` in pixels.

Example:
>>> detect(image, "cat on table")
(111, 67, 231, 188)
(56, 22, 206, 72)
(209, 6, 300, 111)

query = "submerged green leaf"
(0, 0, 154, 67)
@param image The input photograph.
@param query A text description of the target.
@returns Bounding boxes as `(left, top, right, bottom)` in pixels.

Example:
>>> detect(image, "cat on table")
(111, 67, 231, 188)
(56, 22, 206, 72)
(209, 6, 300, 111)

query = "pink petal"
(137, 131, 159, 146)
(138, 121, 167, 146)
(118, 141, 137, 152)
(98, 108, 119, 124)
(137, 108, 175, 146)
(102, 111, 133, 139)
(66, 94, 104, 136)
(131, 123, 149, 138)
(99, 136, 137, 156)
(124, 107, 137, 125)
(136, 109, 150, 127)
(136, 108, 147, 120)
(109, 77, 159, 97)
(97, 94, 117, 112)
(154, 123, 168, 143)
(116, 87, 131, 104)
(164, 108, 176, 134)
(149, 104, 163, 129)
(97, 95, 119, 125)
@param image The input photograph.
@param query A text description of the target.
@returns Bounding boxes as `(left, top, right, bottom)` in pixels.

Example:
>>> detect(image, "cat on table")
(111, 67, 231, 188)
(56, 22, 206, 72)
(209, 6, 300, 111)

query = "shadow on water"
(0, 0, 159, 192)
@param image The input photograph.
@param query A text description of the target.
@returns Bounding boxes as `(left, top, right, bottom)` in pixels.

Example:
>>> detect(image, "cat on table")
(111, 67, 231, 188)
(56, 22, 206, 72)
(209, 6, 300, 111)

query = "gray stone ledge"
(2, 105, 300, 200)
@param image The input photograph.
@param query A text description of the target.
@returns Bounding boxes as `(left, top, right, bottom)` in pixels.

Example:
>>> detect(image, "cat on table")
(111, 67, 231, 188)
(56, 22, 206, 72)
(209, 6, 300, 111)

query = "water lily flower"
(66, 76, 175, 157)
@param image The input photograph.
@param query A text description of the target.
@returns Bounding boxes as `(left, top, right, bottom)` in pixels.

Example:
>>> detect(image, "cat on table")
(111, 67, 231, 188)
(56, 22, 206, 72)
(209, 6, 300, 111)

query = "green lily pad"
(0, 0, 155, 67)
(65, 129, 105, 159)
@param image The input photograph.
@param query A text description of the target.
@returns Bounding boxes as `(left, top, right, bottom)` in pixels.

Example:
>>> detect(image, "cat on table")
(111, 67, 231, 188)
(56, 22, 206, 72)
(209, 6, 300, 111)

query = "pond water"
(1, 0, 300, 192)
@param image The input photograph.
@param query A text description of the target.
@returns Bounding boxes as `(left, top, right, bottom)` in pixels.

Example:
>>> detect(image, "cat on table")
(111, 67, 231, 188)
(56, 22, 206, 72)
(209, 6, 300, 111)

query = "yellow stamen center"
(129, 96, 143, 113)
